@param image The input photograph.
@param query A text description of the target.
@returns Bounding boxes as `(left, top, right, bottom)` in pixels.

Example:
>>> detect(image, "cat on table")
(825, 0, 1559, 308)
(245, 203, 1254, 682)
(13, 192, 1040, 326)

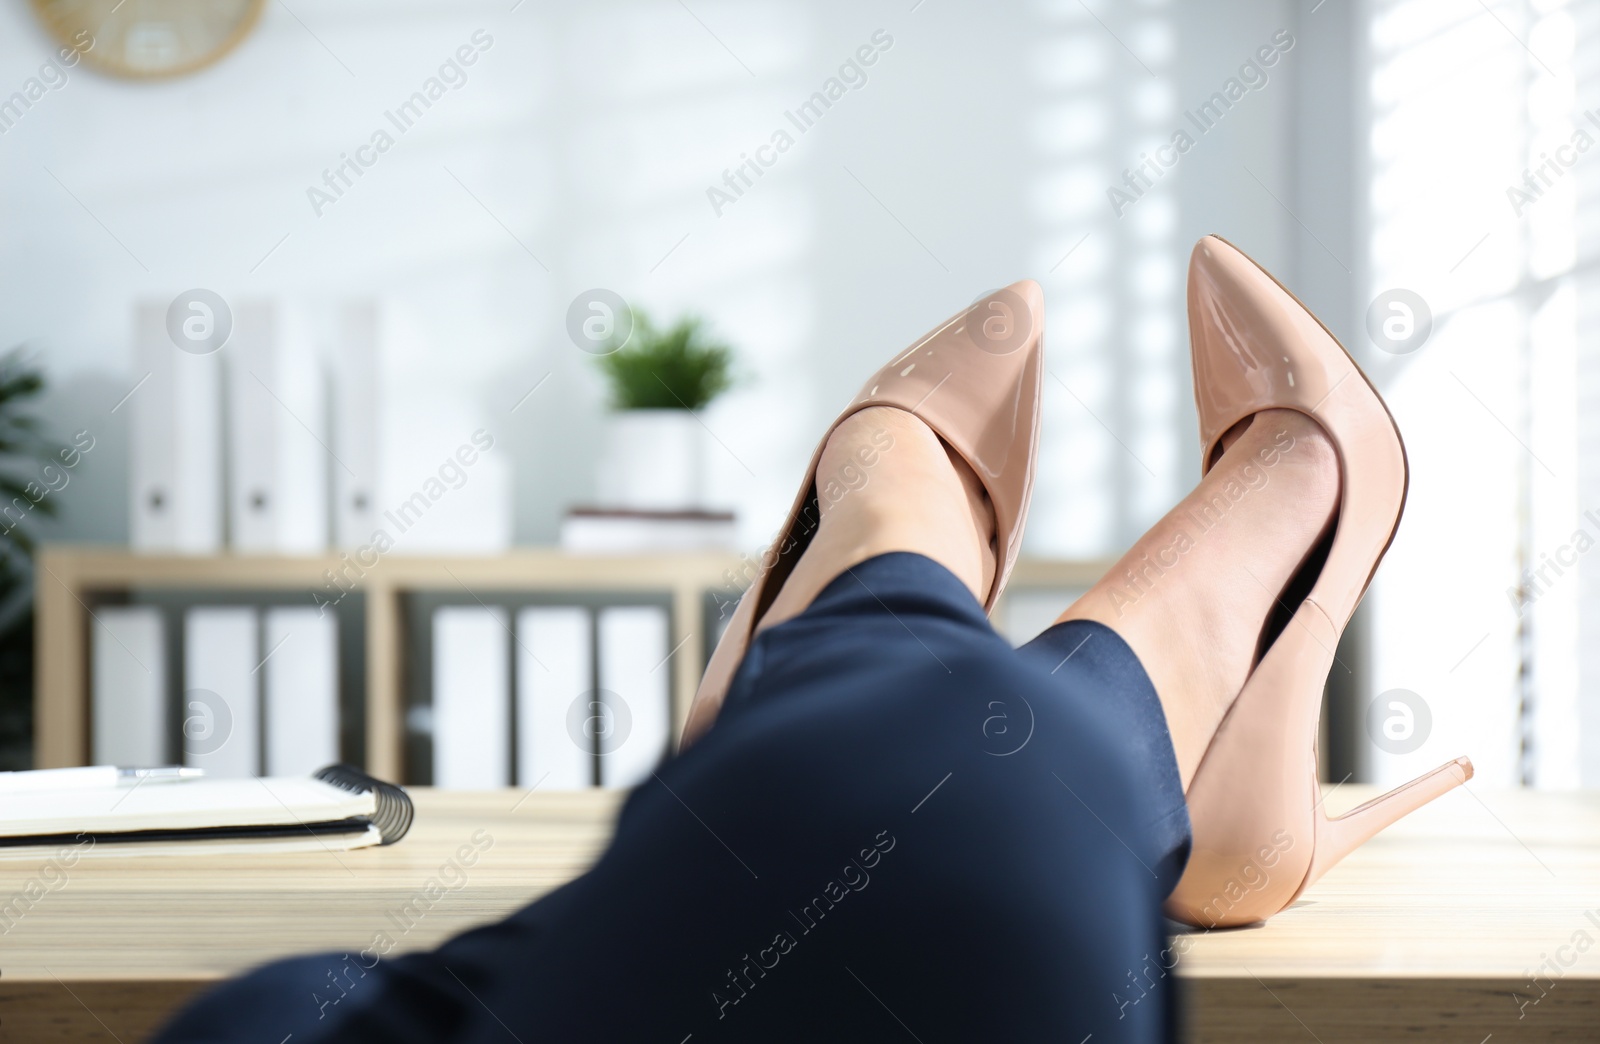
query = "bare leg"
(1055, 409, 1339, 787)
(758, 405, 997, 631)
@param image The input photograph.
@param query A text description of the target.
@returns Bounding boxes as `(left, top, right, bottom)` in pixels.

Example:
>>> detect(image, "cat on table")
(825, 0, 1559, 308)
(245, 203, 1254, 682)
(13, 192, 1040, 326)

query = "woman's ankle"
(760, 408, 996, 628)
(1053, 407, 1340, 786)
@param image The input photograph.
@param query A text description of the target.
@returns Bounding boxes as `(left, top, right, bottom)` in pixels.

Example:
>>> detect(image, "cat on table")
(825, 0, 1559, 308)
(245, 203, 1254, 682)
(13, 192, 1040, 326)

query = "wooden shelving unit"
(33, 546, 1111, 777)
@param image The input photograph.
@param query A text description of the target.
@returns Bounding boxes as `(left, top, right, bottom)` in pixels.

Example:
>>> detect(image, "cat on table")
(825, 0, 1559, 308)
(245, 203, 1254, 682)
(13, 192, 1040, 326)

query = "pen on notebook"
(0, 766, 205, 793)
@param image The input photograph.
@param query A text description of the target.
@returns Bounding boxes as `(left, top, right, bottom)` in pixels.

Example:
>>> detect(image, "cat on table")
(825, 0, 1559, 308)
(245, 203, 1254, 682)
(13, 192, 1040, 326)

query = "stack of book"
(559, 508, 737, 553)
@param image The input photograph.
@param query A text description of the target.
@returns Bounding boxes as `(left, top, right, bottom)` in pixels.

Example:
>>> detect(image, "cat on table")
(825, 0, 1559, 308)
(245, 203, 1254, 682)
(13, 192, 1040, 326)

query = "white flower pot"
(597, 409, 703, 510)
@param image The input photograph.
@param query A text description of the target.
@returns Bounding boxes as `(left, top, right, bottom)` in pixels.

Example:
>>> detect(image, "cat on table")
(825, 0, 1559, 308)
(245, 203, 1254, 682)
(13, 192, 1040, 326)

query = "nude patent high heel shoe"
(1168, 236, 1473, 928)
(680, 282, 1045, 748)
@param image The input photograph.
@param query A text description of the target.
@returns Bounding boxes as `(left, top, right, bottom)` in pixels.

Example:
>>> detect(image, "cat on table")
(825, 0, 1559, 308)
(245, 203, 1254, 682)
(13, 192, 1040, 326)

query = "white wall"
(0, 0, 1304, 559)
(20, 0, 1585, 785)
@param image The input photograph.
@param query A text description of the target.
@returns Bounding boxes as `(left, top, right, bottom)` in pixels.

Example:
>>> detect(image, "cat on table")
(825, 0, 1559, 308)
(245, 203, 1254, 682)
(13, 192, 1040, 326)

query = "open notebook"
(0, 765, 414, 859)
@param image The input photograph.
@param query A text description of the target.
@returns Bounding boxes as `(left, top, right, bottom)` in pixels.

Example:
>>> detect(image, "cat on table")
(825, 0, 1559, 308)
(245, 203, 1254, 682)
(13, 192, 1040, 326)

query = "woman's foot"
(683, 283, 1043, 748)
(758, 405, 997, 630)
(1055, 408, 1339, 787)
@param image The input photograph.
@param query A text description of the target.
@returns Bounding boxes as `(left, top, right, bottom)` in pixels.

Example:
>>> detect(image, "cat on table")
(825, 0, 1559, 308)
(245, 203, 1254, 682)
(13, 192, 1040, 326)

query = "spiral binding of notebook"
(313, 764, 414, 844)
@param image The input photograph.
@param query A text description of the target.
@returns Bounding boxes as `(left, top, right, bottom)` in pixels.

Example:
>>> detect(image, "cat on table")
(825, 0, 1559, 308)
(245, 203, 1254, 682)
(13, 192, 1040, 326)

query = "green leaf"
(595, 311, 738, 411)
(0, 349, 54, 557)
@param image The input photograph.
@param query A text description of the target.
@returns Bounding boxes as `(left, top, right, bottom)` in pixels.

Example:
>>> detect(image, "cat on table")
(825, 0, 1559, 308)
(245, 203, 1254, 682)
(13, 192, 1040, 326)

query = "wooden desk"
(0, 789, 622, 1042)
(1178, 785, 1600, 1041)
(3, 787, 1595, 1042)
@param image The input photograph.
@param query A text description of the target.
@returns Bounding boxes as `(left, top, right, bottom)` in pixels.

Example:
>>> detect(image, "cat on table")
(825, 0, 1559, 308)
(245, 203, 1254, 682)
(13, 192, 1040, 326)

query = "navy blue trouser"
(156, 552, 1191, 1042)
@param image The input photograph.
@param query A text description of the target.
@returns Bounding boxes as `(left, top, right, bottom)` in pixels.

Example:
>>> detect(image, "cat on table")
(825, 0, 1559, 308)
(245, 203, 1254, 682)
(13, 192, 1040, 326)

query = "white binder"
(182, 607, 260, 779)
(515, 607, 594, 790)
(432, 607, 509, 788)
(596, 606, 671, 789)
(226, 301, 329, 553)
(263, 607, 340, 777)
(329, 300, 381, 549)
(130, 301, 223, 553)
(326, 300, 512, 556)
(91, 607, 167, 767)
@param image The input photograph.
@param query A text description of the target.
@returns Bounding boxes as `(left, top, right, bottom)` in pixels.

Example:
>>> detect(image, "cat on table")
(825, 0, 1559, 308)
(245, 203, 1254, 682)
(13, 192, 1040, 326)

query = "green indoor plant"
(595, 312, 735, 410)
(0, 350, 59, 769)
(593, 312, 737, 510)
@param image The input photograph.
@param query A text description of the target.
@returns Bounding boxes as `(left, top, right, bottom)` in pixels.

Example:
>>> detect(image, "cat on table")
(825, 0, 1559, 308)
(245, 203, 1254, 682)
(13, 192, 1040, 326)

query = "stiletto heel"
(681, 282, 1045, 747)
(1305, 756, 1473, 888)
(1167, 236, 1472, 928)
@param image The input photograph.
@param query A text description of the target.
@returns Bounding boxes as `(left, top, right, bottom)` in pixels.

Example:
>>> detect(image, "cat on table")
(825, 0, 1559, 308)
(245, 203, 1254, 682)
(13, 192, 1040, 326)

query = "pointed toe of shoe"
(1187, 235, 1362, 465)
(851, 282, 1044, 600)
(956, 280, 1045, 363)
(1003, 278, 1044, 317)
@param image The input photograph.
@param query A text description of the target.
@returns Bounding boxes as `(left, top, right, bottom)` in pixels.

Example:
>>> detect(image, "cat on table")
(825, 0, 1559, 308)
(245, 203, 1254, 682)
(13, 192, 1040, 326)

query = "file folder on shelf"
(130, 300, 224, 553)
(515, 607, 593, 790)
(431, 606, 510, 788)
(90, 607, 167, 767)
(226, 300, 329, 553)
(596, 605, 671, 789)
(182, 607, 259, 779)
(329, 299, 381, 549)
(263, 607, 340, 777)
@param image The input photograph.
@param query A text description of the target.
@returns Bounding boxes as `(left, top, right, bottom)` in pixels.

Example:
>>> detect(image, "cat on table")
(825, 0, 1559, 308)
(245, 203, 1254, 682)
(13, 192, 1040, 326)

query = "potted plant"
(0, 351, 60, 768)
(593, 311, 735, 510)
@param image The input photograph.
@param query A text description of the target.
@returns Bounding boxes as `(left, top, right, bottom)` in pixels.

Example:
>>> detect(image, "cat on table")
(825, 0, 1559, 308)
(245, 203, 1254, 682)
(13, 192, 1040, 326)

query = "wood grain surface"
(2, 783, 1594, 1041)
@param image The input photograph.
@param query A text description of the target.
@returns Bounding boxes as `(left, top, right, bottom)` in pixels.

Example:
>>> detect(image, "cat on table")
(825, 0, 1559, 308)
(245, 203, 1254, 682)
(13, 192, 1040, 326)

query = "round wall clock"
(31, 0, 265, 80)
